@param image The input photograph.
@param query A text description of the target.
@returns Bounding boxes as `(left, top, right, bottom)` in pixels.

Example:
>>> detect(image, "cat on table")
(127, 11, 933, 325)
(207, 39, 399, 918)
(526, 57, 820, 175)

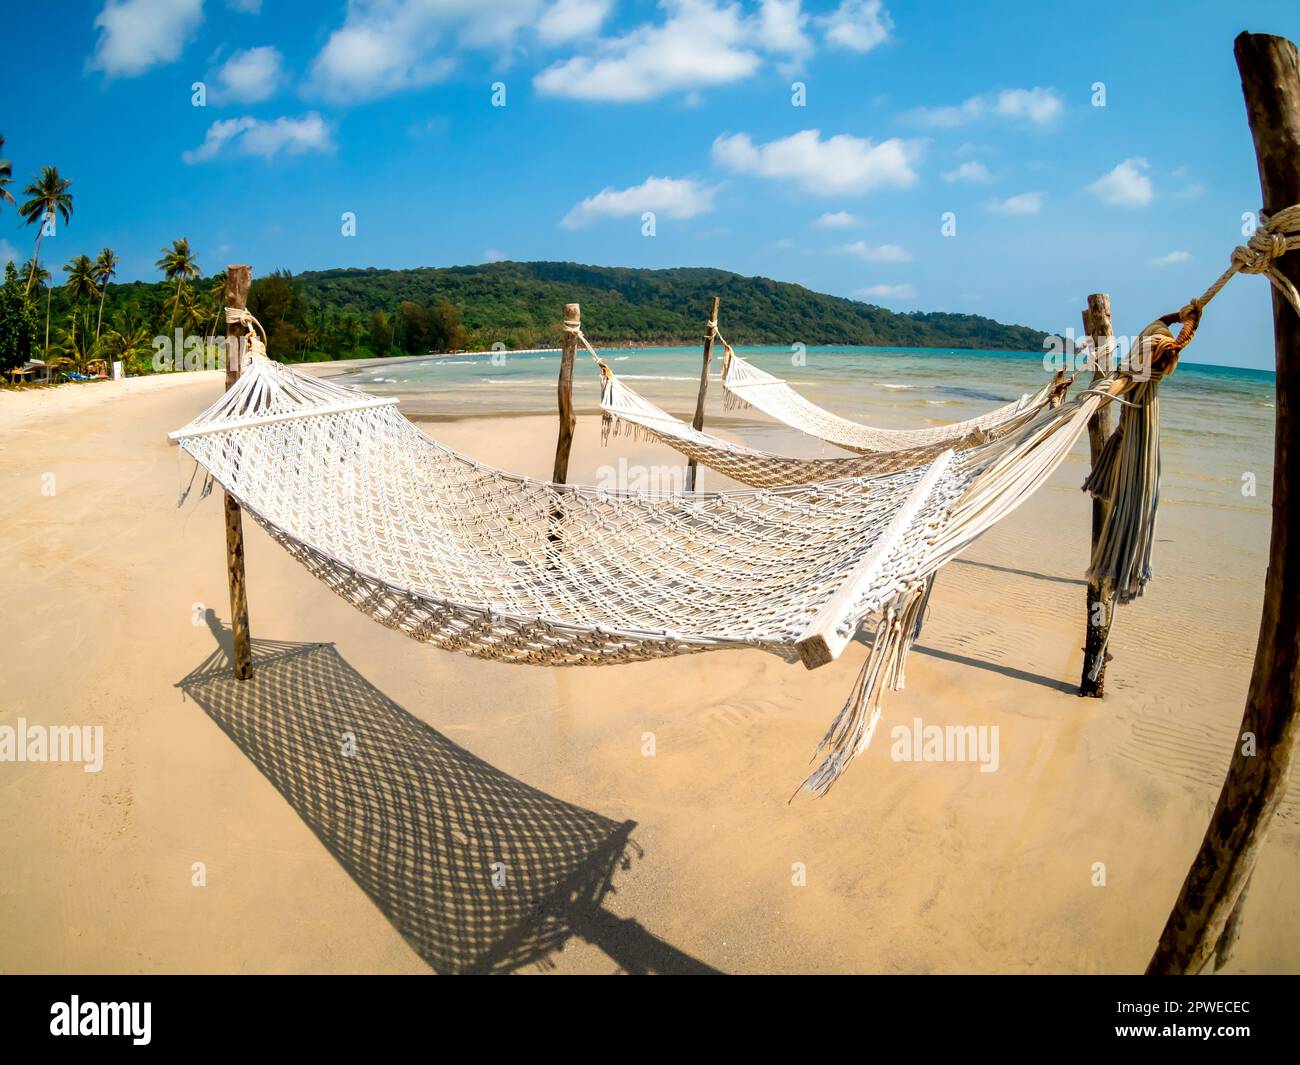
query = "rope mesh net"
(170, 202, 1300, 792)
(720, 348, 1057, 454)
(173, 335, 1118, 793)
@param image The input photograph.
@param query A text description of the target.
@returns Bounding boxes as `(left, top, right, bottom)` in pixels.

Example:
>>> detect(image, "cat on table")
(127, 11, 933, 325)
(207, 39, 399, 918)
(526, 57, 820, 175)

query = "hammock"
(721, 348, 1057, 454)
(170, 206, 1300, 795)
(595, 358, 1067, 488)
(173, 311, 1152, 796)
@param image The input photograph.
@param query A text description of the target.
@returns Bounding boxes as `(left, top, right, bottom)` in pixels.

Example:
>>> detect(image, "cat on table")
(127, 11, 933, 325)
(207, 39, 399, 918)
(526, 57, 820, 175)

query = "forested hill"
(294, 262, 1048, 351)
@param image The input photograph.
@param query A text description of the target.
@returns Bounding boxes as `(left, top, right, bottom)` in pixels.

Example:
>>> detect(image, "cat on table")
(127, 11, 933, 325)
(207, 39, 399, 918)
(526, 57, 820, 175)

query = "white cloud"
(712, 128, 921, 196)
(1086, 157, 1153, 207)
(835, 240, 911, 262)
(855, 283, 915, 301)
(0, 239, 18, 268)
(91, 0, 204, 77)
(535, 0, 761, 102)
(227, 0, 261, 12)
(1149, 250, 1191, 267)
(994, 87, 1063, 124)
(308, 0, 550, 102)
(537, 0, 611, 43)
(308, 13, 455, 101)
(818, 0, 892, 53)
(988, 191, 1044, 215)
(754, 0, 813, 72)
(214, 46, 284, 103)
(904, 87, 1063, 128)
(814, 210, 864, 228)
(484, 248, 507, 262)
(182, 113, 333, 164)
(942, 160, 991, 183)
(561, 175, 717, 228)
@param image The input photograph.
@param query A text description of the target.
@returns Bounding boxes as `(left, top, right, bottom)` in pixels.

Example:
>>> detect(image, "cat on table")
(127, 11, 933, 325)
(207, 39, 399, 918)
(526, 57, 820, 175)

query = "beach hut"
(7, 358, 49, 384)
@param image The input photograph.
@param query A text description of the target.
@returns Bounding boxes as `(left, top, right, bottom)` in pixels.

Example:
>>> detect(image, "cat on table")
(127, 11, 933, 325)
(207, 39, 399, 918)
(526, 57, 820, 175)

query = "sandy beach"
(1, 368, 1296, 975)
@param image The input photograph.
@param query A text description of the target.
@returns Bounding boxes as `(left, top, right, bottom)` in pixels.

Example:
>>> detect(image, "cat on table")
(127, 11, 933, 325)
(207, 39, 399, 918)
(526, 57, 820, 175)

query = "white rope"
(170, 201, 1300, 795)
(1196, 204, 1300, 318)
(171, 319, 1120, 793)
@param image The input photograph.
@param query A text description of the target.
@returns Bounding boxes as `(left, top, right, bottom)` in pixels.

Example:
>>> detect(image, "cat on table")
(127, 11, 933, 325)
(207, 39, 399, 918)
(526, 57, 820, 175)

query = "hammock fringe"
(722, 385, 751, 412)
(798, 581, 931, 798)
(1084, 377, 1162, 604)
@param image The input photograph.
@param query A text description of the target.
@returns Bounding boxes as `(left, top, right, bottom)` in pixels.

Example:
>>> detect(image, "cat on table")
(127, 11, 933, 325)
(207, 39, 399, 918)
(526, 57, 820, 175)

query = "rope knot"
(1232, 227, 1288, 274)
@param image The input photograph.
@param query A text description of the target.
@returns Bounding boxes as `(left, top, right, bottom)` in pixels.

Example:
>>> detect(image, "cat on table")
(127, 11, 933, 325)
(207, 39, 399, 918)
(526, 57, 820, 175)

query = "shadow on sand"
(179, 611, 718, 975)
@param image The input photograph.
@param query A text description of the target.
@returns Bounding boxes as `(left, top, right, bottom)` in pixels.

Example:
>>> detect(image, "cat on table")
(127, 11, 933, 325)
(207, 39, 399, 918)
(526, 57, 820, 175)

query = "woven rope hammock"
(593, 348, 1069, 488)
(718, 347, 1059, 455)
(171, 208, 1300, 794)
(172, 321, 1135, 796)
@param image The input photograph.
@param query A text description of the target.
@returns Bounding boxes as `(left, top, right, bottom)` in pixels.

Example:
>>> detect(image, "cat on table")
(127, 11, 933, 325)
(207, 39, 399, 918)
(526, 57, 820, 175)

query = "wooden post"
(1080, 293, 1114, 697)
(552, 303, 579, 484)
(685, 296, 720, 492)
(223, 265, 253, 681)
(1146, 31, 1300, 975)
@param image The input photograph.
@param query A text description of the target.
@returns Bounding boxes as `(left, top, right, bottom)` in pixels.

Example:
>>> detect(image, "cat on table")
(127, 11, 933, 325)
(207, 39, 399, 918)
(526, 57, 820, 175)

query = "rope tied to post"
(1193, 203, 1300, 318)
(224, 305, 270, 363)
(1082, 205, 1298, 644)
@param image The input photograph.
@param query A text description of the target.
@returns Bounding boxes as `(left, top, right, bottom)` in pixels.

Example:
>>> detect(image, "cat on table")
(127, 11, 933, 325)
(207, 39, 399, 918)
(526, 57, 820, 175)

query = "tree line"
(0, 134, 471, 378)
(1, 131, 1050, 379)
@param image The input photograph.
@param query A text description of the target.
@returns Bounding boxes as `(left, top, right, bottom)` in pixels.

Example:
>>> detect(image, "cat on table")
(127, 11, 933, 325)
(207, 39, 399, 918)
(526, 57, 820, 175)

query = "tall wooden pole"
(552, 303, 579, 485)
(223, 265, 253, 681)
(1147, 31, 1300, 975)
(685, 296, 720, 492)
(1080, 293, 1114, 696)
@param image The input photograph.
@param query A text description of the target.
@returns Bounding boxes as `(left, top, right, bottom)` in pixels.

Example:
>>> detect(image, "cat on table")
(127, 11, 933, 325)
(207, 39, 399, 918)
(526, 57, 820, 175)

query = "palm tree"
(63, 253, 99, 315)
(204, 270, 227, 337)
(177, 284, 207, 336)
(340, 315, 362, 355)
(17, 258, 52, 355)
(101, 322, 151, 377)
(155, 238, 200, 329)
(92, 248, 119, 340)
(18, 167, 73, 295)
(0, 134, 14, 210)
(50, 310, 102, 377)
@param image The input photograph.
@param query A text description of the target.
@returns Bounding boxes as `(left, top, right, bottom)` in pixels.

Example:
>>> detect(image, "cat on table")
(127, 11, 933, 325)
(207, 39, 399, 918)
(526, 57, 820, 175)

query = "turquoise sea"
(333, 345, 1276, 495)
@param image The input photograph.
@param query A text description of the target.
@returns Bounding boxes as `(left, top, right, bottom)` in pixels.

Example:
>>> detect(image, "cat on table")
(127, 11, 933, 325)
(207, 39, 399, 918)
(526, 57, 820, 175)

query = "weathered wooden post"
(1080, 293, 1114, 696)
(685, 295, 720, 492)
(553, 303, 580, 484)
(1146, 31, 1300, 975)
(223, 264, 253, 680)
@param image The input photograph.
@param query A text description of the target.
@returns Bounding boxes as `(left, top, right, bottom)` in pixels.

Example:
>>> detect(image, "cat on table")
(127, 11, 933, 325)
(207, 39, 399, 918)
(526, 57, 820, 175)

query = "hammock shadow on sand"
(178, 610, 717, 975)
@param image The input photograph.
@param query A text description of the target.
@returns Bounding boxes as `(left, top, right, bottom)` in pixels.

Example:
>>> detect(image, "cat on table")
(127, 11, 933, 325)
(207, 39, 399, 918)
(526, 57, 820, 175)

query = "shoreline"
(1, 358, 1295, 974)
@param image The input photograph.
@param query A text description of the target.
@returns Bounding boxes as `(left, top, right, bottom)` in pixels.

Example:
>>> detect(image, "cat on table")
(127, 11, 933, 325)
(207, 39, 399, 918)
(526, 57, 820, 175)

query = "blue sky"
(1, 0, 1297, 368)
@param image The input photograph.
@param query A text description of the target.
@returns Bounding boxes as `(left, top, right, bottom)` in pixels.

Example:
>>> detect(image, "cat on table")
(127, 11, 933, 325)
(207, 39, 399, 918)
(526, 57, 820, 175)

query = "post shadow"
(180, 610, 719, 975)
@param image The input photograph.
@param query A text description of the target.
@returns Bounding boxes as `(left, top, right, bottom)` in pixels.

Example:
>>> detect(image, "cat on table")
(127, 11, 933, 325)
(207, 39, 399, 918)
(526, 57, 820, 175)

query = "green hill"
(293, 262, 1048, 352)
(22, 260, 1049, 371)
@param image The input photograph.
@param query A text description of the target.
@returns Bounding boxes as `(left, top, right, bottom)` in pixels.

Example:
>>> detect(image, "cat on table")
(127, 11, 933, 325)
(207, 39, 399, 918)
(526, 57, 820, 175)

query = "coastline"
(0, 367, 1295, 974)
